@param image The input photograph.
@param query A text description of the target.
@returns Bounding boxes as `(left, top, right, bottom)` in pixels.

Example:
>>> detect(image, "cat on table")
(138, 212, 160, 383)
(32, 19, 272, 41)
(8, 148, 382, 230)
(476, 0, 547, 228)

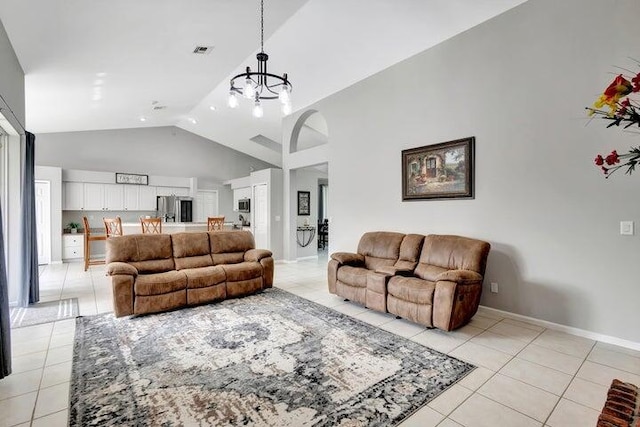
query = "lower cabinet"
(63, 234, 84, 260)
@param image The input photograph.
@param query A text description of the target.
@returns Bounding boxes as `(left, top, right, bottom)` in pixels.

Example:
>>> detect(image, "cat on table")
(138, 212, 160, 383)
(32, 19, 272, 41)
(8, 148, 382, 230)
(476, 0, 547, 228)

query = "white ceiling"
(0, 0, 528, 167)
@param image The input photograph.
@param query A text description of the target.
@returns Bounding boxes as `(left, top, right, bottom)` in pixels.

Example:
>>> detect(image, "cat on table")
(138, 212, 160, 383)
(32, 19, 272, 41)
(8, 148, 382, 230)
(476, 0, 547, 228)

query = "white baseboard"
(296, 255, 319, 261)
(275, 259, 296, 264)
(479, 305, 640, 352)
(49, 261, 63, 265)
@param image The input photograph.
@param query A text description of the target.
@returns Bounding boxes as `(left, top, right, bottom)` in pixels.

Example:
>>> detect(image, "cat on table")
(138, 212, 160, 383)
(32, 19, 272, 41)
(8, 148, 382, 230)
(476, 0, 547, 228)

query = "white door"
(195, 190, 219, 222)
(35, 180, 51, 265)
(252, 184, 268, 249)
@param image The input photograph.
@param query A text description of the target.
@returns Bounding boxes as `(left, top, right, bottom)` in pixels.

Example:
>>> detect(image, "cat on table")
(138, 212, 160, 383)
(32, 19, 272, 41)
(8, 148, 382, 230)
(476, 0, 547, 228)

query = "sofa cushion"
(210, 231, 255, 265)
(107, 234, 175, 274)
(357, 231, 405, 270)
(223, 262, 262, 282)
(419, 235, 491, 275)
(182, 266, 226, 289)
(171, 232, 213, 270)
(395, 234, 425, 270)
(135, 271, 187, 296)
(336, 265, 368, 288)
(387, 276, 435, 305)
(414, 264, 448, 282)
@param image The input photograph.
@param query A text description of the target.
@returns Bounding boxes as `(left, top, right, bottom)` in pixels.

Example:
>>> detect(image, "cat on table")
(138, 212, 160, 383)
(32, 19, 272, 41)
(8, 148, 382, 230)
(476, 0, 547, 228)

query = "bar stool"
(140, 217, 162, 234)
(103, 216, 123, 237)
(207, 216, 225, 231)
(83, 216, 106, 271)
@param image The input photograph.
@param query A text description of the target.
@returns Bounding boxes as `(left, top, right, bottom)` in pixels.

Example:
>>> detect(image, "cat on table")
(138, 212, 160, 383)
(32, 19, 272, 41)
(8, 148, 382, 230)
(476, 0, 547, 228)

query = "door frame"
(35, 180, 51, 265)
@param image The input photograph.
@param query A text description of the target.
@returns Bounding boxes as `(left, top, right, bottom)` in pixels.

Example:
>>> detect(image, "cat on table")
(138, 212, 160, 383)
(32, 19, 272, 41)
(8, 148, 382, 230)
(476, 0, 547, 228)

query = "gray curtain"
(0, 196, 11, 378)
(19, 131, 39, 307)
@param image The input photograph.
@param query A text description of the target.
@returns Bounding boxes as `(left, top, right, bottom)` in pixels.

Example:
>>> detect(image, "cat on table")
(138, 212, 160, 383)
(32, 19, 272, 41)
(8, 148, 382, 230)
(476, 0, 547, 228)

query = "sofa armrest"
(244, 249, 273, 262)
(435, 269, 482, 284)
(331, 252, 364, 266)
(375, 266, 413, 277)
(107, 262, 138, 277)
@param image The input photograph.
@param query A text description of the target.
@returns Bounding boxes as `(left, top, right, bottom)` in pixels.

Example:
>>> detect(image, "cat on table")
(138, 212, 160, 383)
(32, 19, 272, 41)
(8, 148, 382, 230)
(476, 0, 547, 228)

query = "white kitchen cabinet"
(84, 183, 105, 210)
(104, 184, 124, 210)
(123, 185, 139, 210)
(62, 234, 84, 260)
(83, 183, 123, 211)
(138, 186, 157, 211)
(63, 182, 84, 210)
(157, 186, 189, 197)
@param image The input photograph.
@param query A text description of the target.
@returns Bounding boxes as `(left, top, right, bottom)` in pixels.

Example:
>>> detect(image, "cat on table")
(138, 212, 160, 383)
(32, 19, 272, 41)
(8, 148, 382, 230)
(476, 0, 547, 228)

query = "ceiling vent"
(152, 105, 167, 111)
(193, 46, 214, 55)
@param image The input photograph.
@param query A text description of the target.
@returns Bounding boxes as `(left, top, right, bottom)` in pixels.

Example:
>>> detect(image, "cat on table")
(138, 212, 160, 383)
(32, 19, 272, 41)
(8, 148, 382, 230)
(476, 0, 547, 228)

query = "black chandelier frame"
(229, 0, 292, 102)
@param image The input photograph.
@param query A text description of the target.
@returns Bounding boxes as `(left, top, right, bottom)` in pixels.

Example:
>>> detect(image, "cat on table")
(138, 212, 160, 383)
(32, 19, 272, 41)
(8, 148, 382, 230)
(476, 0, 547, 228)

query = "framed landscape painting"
(402, 137, 475, 201)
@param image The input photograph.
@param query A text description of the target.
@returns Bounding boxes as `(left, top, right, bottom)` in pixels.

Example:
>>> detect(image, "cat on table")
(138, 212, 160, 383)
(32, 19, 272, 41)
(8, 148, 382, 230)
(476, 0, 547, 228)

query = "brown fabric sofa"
(328, 231, 490, 331)
(106, 230, 273, 317)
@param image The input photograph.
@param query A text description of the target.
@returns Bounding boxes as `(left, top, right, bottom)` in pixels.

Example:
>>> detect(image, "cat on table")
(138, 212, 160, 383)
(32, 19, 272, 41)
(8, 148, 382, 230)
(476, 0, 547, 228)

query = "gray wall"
(283, 0, 640, 343)
(35, 126, 275, 183)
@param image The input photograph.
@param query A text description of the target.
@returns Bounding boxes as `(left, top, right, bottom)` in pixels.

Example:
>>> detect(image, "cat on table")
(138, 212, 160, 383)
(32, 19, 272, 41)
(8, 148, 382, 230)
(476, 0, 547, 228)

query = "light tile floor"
(2, 255, 639, 426)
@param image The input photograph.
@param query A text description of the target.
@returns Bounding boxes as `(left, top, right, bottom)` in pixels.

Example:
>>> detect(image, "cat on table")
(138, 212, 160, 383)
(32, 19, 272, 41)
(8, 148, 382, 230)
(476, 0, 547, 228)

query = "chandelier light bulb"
(253, 100, 264, 118)
(279, 86, 290, 104)
(244, 78, 255, 99)
(228, 92, 239, 108)
(282, 102, 292, 116)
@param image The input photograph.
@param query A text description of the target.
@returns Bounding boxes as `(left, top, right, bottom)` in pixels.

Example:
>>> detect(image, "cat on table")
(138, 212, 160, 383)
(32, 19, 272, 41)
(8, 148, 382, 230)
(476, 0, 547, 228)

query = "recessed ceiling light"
(189, 118, 197, 124)
(209, 106, 216, 111)
(96, 72, 107, 77)
(140, 117, 147, 122)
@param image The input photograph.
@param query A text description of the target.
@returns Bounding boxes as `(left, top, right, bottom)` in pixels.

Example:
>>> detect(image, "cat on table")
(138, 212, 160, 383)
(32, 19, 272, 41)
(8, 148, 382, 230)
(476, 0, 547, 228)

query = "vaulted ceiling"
(0, 0, 528, 166)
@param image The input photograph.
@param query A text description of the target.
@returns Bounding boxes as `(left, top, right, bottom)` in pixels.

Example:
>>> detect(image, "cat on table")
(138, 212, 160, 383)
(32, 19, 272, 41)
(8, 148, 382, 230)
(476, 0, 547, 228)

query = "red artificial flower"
(618, 98, 631, 116)
(603, 75, 633, 100)
(633, 72, 640, 93)
(605, 150, 620, 165)
(594, 154, 604, 166)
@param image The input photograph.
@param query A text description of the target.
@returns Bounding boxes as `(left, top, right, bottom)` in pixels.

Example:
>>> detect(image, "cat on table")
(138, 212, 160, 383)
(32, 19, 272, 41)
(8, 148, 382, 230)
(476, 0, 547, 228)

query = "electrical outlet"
(490, 282, 499, 293)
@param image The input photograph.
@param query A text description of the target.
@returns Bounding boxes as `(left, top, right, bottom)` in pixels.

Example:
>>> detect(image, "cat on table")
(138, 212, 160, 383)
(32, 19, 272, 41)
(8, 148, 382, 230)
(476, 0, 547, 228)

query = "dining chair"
(140, 217, 162, 234)
(103, 216, 123, 237)
(207, 216, 225, 231)
(83, 216, 106, 271)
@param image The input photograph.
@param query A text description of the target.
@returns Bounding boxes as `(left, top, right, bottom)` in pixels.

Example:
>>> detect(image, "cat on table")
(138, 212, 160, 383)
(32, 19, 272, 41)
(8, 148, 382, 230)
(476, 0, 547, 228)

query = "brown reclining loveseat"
(106, 230, 273, 317)
(328, 231, 490, 331)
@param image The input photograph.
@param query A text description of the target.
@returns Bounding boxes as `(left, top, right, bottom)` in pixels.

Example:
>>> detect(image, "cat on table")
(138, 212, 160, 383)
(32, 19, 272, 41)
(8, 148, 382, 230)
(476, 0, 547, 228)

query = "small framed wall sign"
(402, 136, 475, 201)
(115, 172, 149, 185)
(297, 191, 311, 216)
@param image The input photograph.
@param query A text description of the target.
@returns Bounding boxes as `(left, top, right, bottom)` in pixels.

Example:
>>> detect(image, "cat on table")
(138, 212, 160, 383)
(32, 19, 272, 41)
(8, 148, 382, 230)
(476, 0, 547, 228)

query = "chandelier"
(228, 0, 292, 118)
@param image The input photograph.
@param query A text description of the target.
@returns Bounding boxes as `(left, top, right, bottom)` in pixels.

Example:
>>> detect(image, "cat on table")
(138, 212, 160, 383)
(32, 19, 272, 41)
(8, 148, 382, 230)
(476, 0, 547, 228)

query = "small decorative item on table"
(587, 63, 640, 178)
(67, 222, 80, 234)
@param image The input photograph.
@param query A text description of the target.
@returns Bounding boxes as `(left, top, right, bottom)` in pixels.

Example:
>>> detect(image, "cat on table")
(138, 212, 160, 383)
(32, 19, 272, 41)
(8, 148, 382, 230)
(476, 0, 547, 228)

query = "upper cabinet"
(156, 186, 189, 197)
(123, 185, 157, 211)
(63, 182, 84, 210)
(64, 182, 157, 211)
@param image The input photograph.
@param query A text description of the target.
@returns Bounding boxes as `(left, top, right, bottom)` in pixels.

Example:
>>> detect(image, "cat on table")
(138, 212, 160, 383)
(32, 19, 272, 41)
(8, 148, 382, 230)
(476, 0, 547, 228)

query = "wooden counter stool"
(103, 216, 123, 237)
(207, 216, 225, 231)
(140, 217, 162, 234)
(83, 216, 106, 271)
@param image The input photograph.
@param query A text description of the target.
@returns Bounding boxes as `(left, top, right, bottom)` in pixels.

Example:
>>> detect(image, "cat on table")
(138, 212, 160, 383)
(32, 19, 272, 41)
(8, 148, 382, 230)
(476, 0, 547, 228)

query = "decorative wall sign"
(115, 173, 149, 185)
(298, 191, 311, 215)
(402, 137, 475, 200)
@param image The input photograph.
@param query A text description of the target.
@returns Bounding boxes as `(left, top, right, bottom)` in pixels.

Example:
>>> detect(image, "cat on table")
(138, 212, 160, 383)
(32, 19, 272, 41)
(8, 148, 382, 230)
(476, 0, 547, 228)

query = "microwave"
(238, 198, 250, 212)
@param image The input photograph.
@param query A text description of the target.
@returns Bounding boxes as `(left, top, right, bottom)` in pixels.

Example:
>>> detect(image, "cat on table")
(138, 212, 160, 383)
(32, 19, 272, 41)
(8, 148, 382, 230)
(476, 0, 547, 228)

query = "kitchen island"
(121, 222, 235, 235)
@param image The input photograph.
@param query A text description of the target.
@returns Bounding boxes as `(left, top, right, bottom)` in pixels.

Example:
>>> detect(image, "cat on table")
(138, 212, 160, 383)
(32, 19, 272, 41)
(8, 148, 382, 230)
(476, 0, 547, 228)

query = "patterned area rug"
(70, 288, 474, 426)
(10, 298, 79, 328)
